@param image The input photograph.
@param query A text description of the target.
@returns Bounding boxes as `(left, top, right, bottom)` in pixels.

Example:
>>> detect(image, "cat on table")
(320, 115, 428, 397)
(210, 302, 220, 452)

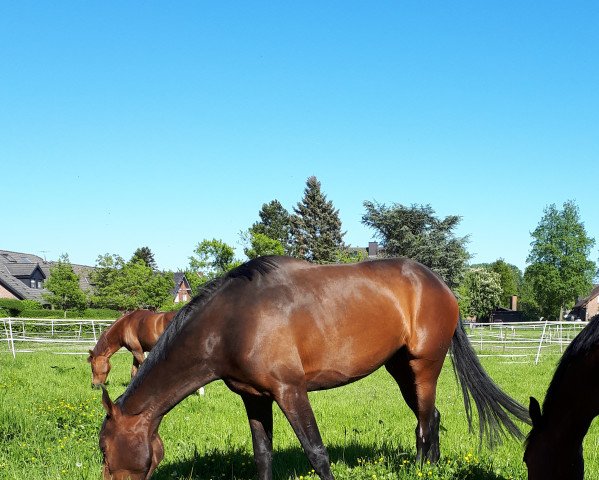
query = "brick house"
(172, 272, 192, 304)
(569, 285, 599, 321)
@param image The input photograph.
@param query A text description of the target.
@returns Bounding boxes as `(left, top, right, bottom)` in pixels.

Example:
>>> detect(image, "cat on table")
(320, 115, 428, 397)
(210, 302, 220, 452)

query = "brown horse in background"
(524, 316, 599, 479)
(99, 256, 530, 480)
(88, 309, 177, 387)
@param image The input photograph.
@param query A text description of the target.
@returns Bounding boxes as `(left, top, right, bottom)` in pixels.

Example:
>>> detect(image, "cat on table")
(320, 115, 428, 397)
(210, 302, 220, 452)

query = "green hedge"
(70, 308, 120, 319)
(0, 299, 43, 316)
(19, 309, 67, 319)
(12, 308, 120, 320)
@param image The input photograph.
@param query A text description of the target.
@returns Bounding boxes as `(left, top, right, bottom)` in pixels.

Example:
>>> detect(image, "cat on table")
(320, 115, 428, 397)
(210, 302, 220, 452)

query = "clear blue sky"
(2, 2, 598, 272)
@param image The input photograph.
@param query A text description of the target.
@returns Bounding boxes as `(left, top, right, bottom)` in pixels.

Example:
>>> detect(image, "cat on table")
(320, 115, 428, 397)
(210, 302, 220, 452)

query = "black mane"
(123, 256, 284, 397)
(545, 317, 599, 405)
(526, 317, 599, 444)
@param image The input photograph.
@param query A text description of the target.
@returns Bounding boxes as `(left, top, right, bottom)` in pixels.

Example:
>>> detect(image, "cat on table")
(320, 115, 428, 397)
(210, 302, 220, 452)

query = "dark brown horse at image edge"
(88, 309, 177, 387)
(524, 316, 599, 480)
(99, 256, 531, 480)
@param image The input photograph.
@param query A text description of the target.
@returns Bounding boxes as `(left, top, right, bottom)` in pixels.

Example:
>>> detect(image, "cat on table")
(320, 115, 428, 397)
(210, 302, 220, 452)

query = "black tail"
(450, 319, 531, 447)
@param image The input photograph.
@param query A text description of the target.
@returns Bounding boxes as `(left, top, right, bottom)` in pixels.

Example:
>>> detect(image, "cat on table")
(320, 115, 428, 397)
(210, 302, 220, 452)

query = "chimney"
(510, 295, 518, 311)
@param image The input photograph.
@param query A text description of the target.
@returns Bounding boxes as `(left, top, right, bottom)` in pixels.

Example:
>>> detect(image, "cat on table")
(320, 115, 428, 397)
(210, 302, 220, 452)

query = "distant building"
(172, 272, 192, 304)
(489, 296, 524, 323)
(569, 285, 599, 321)
(345, 241, 384, 260)
(0, 250, 51, 302)
(0, 249, 94, 304)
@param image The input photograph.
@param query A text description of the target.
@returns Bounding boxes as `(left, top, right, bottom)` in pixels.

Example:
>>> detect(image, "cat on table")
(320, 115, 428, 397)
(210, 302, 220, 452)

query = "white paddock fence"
(1, 317, 115, 358)
(464, 320, 589, 364)
(1, 318, 590, 364)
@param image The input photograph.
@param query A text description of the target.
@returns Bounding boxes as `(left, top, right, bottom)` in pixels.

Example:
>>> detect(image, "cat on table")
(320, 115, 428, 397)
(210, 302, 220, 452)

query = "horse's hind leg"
(274, 385, 334, 480)
(385, 349, 444, 463)
(241, 394, 274, 480)
(130, 347, 145, 379)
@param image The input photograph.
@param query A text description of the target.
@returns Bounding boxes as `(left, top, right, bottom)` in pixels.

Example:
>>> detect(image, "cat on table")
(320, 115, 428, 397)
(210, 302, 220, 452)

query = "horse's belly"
(305, 368, 374, 391)
(301, 333, 401, 391)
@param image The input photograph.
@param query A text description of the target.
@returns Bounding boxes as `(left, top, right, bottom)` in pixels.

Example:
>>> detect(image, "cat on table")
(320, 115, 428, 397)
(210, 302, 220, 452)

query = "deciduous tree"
(362, 201, 470, 288)
(525, 200, 596, 320)
(189, 239, 241, 283)
(458, 267, 502, 321)
(243, 231, 285, 259)
(90, 254, 173, 310)
(43, 254, 87, 311)
(489, 259, 522, 309)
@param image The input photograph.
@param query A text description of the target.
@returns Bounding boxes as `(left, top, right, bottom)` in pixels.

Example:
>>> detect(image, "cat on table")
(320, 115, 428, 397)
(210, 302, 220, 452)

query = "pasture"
(2, 350, 599, 479)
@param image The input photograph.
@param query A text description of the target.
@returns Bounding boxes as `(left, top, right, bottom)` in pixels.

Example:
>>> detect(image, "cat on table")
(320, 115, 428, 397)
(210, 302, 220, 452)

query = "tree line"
(42, 176, 598, 321)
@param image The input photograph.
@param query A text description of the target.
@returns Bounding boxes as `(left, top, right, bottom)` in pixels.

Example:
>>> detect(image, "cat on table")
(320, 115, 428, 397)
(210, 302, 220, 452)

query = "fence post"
(8, 318, 16, 359)
(535, 319, 548, 365)
(92, 320, 97, 343)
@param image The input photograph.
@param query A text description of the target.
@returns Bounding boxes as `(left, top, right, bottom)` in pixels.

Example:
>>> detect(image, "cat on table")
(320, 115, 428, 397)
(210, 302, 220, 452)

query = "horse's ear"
(101, 385, 115, 416)
(529, 397, 542, 427)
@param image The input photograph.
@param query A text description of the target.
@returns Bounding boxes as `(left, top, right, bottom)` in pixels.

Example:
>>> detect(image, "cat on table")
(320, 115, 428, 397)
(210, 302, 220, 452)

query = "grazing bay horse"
(88, 309, 177, 387)
(99, 256, 530, 480)
(524, 317, 599, 479)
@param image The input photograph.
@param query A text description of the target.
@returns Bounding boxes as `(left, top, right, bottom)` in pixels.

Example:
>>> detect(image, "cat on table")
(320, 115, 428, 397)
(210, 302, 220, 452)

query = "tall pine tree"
(290, 176, 345, 263)
(251, 200, 292, 254)
(131, 246, 158, 271)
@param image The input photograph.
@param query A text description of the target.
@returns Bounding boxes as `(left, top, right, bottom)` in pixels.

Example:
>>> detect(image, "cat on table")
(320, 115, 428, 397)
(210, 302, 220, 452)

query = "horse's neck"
(544, 392, 597, 445)
(94, 326, 123, 357)
(119, 336, 216, 418)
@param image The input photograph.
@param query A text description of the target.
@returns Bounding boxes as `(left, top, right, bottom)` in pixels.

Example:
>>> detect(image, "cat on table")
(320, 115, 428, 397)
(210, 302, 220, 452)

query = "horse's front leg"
(275, 385, 334, 480)
(242, 394, 274, 480)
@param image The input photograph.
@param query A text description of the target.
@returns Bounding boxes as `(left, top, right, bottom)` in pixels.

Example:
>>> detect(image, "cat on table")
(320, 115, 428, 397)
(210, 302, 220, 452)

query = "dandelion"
(76, 462, 82, 468)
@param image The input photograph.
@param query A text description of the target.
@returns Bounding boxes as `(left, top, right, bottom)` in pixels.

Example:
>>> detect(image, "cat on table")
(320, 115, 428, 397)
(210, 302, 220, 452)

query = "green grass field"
(1, 350, 598, 479)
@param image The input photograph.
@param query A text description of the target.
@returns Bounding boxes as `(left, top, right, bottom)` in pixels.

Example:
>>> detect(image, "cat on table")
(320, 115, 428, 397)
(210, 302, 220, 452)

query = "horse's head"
(88, 350, 111, 387)
(524, 397, 584, 480)
(99, 386, 164, 480)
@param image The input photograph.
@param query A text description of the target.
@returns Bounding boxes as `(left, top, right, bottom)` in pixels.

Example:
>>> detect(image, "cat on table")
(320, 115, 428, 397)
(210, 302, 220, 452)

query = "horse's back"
(211, 257, 458, 391)
(124, 309, 172, 351)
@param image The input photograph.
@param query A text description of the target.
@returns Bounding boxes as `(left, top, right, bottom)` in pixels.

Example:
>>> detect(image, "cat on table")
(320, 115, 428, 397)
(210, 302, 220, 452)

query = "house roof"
(4, 263, 44, 277)
(172, 272, 191, 295)
(573, 285, 599, 309)
(0, 249, 96, 302)
(66, 263, 95, 292)
(0, 249, 52, 302)
(0, 265, 48, 302)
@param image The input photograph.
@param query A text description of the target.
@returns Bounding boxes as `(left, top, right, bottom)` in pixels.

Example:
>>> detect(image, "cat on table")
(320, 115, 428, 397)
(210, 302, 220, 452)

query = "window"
(30, 279, 36, 288)
(37, 281, 43, 289)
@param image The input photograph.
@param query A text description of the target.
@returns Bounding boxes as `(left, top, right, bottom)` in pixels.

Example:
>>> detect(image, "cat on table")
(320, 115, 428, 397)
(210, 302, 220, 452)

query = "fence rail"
(1, 318, 590, 363)
(1, 317, 115, 357)
(464, 320, 589, 363)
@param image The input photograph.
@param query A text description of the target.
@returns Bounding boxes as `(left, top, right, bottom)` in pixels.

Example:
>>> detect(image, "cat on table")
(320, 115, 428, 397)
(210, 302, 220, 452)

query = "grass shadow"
(152, 441, 515, 480)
